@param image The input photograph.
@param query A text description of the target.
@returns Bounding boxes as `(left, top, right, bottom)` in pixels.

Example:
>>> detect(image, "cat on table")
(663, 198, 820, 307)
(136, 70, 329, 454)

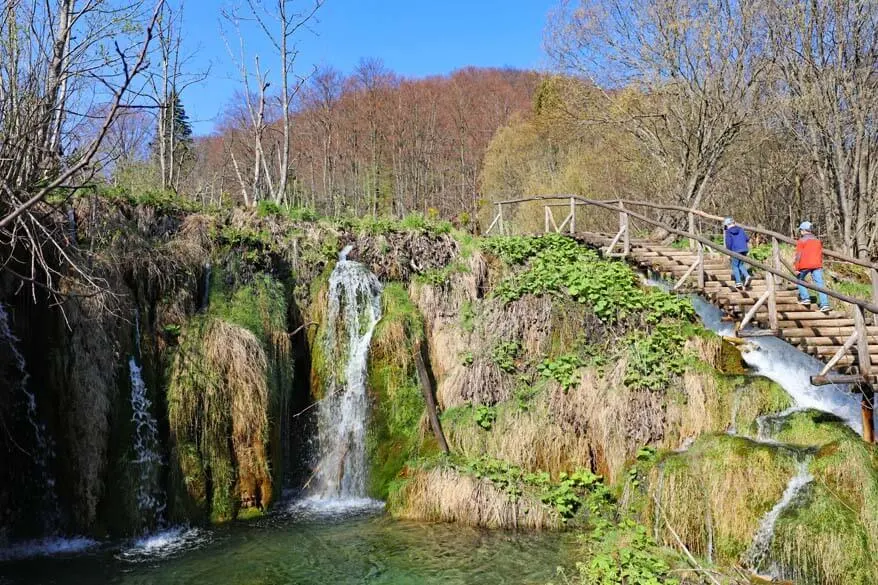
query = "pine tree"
(154, 90, 194, 191)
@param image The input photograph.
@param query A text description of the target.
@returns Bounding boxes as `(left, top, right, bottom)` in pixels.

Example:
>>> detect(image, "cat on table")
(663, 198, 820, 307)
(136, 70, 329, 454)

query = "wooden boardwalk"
(486, 195, 878, 441)
(579, 233, 878, 378)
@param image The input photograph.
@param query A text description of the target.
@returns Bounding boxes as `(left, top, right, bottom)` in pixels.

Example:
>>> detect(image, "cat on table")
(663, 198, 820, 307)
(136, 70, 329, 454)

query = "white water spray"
(684, 293, 867, 433)
(743, 459, 813, 572)
(0, 302, 59, 529)
(128, 357, 165, 525)
(312, 246, 383, 500)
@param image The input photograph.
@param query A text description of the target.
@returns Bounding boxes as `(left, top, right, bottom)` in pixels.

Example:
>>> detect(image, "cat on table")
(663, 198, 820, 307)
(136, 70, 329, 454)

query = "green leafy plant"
(577, 519, 679, 585)
(623, 325, 689, 392)
(460, 351, 474, 367)
(491, 340, 522, 373)
(486, 235, 695, 325)
(474, 405, 496, 430)
(538, 354, 584, 391)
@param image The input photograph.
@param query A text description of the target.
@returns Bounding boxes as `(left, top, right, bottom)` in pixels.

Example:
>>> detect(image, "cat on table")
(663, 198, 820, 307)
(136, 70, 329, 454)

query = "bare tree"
(765, 0, 878, 257)
(222, 0, 322, 206)
(546, 0, 767, 212)
(0, 0, 165, 299)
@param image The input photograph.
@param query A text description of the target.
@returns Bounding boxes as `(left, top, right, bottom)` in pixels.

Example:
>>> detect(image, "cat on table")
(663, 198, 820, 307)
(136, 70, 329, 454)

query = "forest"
(2, 1, 878, 585)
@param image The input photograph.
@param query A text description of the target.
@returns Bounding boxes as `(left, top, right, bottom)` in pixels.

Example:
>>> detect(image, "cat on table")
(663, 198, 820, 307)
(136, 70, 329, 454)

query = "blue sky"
(180, 0, 557, 134)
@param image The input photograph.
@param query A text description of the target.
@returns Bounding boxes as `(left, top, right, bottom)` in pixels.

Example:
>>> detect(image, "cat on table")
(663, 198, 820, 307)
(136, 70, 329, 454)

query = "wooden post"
(768, 237, 780, 332)
(697, 242, 705, 289)
(771, 237, 782, 271)
(688, 211, 696, 250)
(854, 306, 875, 443)
(871, 268, 878, 327)
(620, 202, 630, 257)
(415, 342, 450, 453)
(544, 206, 550, 234)
(766, 271, 778, 331)
(498, 203, 504, 235)
(569, 197, 576, 234)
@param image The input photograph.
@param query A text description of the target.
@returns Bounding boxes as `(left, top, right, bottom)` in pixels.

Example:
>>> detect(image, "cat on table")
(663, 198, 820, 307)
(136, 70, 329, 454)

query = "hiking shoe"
(744, 275, 752, 288)
(820, 305, 831, 314)
(734, 282, 744, 290)
(797, 299, 811, 307)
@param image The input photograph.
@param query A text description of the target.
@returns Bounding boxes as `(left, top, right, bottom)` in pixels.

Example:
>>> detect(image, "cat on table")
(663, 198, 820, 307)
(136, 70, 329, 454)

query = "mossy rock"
(366, 282, 431, 499)
(167, 271, 291, 523)
(733, 377, 794, 435)
(645, 434, 797, 562)
(772, 409, 855, 448)
(771, 483, 877, 585)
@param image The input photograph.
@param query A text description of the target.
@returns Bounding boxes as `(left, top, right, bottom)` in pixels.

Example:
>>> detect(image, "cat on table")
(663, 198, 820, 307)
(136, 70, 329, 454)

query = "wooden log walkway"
(486, 195, 878, 441)
(580, 233, 878, 378)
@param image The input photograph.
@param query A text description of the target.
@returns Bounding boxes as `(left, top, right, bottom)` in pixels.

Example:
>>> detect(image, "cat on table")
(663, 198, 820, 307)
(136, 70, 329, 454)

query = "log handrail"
(491, 195, 878, 315)
(496, 195, 878, 271)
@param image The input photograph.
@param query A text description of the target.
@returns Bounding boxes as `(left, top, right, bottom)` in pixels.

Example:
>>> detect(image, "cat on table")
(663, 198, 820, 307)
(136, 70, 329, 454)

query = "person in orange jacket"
(794, 221, 830, 313)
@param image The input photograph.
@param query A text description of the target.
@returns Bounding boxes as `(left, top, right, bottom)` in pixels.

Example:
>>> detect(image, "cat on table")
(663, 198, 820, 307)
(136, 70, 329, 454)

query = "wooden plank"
(738, 290, 770, 331)
(778, 319, 856, 328)
(738, 329, 779, 338)
(785, 336, 878, 346)
(813, 345, 878, 356)
(778, 311, 847, 319)
(811, 374, 868, 386)
(782, 326, 878, 337)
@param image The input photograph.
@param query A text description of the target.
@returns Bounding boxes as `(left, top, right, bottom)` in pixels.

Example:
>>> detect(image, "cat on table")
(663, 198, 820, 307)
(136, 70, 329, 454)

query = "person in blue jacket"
(723, 217, 752, 290)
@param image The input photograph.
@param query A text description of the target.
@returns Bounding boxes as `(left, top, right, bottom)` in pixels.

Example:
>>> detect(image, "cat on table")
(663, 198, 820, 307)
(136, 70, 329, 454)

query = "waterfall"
(743, 459, 813, 573)
(128, 357, 165, 526)
(313, 246, 383, 500)
(684, 292, 867, 433)
(199, 263, 211, 312)
(0, 302, 59, 530)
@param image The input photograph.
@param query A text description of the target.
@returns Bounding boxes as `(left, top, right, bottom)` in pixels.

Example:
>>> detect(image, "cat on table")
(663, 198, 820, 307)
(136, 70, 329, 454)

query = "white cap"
(798, 221, 813, 231)
(723, 217, 734, 227)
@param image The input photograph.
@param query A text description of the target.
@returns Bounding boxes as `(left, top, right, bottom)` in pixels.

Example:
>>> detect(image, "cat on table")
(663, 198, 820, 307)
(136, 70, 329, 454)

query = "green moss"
(733, 376, 794, 434)
(773, 410, 855, 448)
(209, 272, 287, 341)
(366, 283, 430, 499)
(167, 271, 291, 523)
(208, 455, 238, 523)
(772, 483, 876, 585)
(646, 434, 797, 562)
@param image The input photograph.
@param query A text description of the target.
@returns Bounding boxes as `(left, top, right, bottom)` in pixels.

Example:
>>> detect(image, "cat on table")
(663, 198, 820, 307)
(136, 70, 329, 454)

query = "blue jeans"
(731, 256, 751, 284)
(798, 269, 829, 307)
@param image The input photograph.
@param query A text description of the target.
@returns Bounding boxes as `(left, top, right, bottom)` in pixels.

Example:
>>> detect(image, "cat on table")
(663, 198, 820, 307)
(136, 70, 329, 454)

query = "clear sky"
(180, 0, 558, 135)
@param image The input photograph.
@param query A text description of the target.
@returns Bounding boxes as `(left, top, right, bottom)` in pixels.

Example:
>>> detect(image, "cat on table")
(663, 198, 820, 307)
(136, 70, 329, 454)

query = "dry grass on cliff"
(645, 437, 795, 562)
(169, 318, 273, 509)
(390, 466, 560, 530)
(447, 398, 595, 475)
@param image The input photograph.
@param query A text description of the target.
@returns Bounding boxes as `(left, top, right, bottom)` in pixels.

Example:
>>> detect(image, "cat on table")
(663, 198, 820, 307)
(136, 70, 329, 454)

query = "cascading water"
(312, 245, 383, 500)
(641, 273, 857, 577)
(0, 302, 59, 531)
(199, 263, 212, 312)
(128, 357, 165, 527)
(743, 459, 813, 572)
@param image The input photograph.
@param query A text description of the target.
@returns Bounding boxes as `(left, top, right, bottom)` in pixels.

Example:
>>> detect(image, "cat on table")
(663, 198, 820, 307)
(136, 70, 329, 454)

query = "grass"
(645, 434, 797, 562)
(167, 272, 291, 522)
(365, 282, 433, 499)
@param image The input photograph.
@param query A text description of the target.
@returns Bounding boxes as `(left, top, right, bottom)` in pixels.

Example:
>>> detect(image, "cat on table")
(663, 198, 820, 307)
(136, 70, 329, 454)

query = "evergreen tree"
(154, 90, 194, 190)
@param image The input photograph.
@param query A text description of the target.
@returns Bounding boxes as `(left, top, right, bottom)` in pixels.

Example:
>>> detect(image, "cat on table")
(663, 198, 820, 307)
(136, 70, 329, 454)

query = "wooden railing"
(487, 195, 878, 386)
